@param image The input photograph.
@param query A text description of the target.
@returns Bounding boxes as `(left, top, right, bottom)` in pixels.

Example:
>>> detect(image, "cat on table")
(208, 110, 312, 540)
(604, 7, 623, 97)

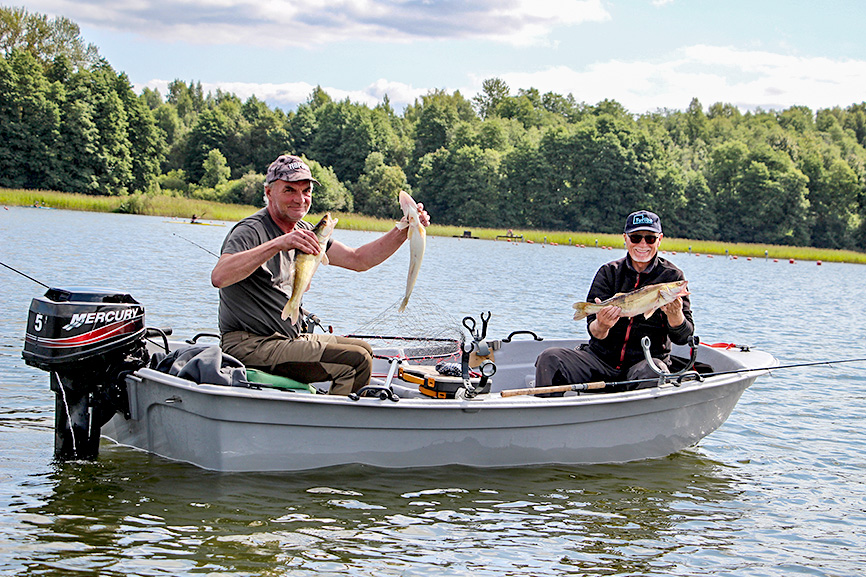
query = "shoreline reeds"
(3, 187, 864, 264)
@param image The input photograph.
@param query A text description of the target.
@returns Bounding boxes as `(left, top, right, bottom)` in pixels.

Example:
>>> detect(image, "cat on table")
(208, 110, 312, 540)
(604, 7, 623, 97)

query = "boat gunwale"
(129, 364, 768, 411)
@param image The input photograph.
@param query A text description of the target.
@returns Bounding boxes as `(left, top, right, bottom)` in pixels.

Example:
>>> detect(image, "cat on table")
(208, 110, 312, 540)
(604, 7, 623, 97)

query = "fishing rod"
(501, 356, 866, 398)
(0, 260, 50, 288)
(172, 233, 220, 257)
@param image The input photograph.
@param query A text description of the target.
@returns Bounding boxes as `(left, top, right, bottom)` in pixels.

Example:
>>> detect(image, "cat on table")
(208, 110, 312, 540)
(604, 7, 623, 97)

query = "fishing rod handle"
(501, 381, 606, 397)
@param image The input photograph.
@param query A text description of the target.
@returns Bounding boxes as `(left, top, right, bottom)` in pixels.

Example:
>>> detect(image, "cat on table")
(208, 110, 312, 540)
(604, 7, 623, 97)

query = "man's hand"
(279, 228, 320, 255)
(589, 299, 621, 340)
(396, 202, 431, 229)
(661, 297, 685, 328)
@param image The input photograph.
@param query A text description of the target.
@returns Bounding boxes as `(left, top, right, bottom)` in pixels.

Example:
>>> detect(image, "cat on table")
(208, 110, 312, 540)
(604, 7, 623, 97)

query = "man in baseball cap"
(212, 153, 429, 396)
(534, 209, 693, 394)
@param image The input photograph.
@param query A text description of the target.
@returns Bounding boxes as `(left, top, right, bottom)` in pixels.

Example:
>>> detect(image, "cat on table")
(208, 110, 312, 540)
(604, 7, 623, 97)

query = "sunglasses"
(628, 233, 658, 245)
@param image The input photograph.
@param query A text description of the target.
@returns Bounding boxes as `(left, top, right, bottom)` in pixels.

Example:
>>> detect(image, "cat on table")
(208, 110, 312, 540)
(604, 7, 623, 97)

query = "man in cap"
(534, 210, 693, 392)
(211, 154, 430, 395)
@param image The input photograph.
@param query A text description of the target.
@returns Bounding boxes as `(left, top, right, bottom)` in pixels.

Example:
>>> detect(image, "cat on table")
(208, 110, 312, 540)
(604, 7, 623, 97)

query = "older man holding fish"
(535, 210, 694, 392)
(211, 154, 430, 395)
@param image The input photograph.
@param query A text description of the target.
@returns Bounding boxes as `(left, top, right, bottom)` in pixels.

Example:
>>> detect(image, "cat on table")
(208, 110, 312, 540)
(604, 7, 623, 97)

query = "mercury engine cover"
(23, 287, 146, 370)
(23, 288, 148, 462)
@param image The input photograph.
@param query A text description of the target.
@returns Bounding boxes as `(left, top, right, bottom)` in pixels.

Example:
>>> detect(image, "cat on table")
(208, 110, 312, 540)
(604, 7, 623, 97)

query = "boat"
(22, 287, 777, 472)
(164, 219, 226, 226)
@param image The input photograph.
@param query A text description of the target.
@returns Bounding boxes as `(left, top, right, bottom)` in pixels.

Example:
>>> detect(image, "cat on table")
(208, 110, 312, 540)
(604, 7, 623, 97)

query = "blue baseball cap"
(624, 210, 662, 234)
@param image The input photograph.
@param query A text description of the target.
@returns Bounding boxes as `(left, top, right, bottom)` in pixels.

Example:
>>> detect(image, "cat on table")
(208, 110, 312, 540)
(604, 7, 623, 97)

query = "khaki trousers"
(221, 331, 373, 395)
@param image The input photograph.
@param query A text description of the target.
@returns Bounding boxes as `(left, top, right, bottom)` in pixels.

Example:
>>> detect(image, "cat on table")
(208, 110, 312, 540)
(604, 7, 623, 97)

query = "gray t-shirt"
(217, 209, 314, 338)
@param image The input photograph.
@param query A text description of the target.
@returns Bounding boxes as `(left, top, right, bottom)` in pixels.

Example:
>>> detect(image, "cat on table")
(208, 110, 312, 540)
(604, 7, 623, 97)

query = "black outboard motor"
(23, 288, 150, 461)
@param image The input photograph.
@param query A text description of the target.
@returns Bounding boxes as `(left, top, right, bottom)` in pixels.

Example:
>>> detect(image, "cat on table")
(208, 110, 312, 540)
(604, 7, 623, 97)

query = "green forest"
(2, 7, 866, 250)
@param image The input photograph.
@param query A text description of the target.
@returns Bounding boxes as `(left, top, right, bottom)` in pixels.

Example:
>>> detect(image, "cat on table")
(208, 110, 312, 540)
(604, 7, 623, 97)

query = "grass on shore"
(3, 187, 865, 264)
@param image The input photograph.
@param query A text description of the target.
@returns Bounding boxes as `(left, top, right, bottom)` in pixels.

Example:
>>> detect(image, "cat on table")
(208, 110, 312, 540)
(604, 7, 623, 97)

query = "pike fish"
(281, 213, 338, 324)
(398, 190, 426, 312)
(572, 280, 690, 321)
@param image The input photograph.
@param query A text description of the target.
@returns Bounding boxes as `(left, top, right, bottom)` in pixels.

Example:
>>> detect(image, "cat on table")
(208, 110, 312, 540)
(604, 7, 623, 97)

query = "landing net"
(345, 294, 464, 364)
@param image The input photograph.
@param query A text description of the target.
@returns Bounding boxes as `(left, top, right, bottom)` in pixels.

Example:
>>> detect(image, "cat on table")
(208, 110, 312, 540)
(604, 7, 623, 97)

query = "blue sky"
(24, 0, 866, 115)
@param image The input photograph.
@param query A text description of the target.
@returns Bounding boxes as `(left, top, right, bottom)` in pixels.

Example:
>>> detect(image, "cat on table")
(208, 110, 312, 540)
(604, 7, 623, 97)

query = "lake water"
(1, 206, 865, 576)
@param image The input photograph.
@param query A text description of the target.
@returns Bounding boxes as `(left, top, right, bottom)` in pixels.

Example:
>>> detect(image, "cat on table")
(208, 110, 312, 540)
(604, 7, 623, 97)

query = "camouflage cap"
(265, 154, 320, 185)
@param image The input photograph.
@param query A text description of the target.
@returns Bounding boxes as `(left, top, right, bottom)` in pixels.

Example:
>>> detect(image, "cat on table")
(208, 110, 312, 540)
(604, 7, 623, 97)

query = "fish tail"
(398, 295, 410, 312)
(572, 302, 590, 321)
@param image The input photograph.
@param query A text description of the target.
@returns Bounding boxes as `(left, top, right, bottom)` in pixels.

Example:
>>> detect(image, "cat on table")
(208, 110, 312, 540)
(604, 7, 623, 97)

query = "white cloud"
(142, 45, 866, 114)
(491, 45, 866, 113)
(26, 0, 610, 46)
(140, 77, 429, 111)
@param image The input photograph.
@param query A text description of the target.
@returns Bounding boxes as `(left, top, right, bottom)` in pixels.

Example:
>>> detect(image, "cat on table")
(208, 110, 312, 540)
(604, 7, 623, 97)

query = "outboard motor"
(23, 288, 150, 461)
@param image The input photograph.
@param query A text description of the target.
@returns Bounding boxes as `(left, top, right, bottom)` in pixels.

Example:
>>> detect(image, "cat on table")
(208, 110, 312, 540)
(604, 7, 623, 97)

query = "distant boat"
(164, 220, 225, 227)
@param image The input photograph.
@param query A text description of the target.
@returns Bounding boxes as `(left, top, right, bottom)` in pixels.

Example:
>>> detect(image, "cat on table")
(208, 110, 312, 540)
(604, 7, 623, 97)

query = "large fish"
(572, 280, 690, 321)
(398, 190, 426, 312)
(281, 213, 338, 324)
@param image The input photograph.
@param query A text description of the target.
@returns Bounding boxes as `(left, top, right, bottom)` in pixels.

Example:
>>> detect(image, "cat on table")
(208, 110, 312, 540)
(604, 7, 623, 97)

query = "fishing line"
(698, 356, 866, 379)
(172, 233, 219, 258)
(0, 260, 50, 288)
(505, 356, 866, 397)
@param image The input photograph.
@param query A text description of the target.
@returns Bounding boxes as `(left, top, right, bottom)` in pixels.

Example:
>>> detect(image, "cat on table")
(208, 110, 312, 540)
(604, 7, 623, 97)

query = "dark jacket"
(585, 255, 694, 370)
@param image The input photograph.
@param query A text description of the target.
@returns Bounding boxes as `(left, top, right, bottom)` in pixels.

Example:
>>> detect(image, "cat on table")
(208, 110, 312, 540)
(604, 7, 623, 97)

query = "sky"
(21, 0, 866, 115)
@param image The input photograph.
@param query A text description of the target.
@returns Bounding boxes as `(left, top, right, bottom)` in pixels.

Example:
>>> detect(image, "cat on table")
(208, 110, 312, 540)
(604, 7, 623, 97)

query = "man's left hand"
(661, 297, 685, 328)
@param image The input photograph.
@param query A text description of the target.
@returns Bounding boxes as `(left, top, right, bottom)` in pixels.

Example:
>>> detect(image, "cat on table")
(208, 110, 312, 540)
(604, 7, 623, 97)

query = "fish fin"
(398, 296, 409, 312)
(287, 260, 296, 285)
(280, 299, 293, 321)
(643, 307, 658, 319)
(321, 253, 329, 266)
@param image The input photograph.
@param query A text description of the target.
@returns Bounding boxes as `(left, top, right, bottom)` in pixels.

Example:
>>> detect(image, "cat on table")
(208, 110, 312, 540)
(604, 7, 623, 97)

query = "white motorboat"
(23, 288, 777, 472)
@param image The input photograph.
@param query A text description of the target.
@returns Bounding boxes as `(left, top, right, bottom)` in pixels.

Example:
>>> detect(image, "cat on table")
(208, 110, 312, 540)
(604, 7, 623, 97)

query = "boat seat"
(244, 368, 316, 393)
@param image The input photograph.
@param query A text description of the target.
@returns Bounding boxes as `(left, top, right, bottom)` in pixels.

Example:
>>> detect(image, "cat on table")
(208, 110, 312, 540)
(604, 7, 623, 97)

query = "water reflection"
(16, 447, 742, 576)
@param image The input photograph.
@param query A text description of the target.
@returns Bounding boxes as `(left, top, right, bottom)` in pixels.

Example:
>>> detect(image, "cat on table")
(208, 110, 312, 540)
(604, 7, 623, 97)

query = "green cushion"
(245, 368, 316, 393)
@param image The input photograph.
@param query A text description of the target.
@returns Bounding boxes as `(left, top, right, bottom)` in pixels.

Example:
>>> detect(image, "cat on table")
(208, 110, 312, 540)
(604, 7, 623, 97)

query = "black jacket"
(585, 255, 694, 370)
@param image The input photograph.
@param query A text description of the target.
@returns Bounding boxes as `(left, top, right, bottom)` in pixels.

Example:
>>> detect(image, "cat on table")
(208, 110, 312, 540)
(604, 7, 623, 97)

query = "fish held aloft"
(397, 190, 426, 312)
(572, 280, 690, 321)
(281, 213, 338, 324)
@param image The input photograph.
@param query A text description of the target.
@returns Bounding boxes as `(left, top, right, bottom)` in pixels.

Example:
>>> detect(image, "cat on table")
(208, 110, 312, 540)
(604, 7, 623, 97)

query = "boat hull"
(101, 339, 775, 471)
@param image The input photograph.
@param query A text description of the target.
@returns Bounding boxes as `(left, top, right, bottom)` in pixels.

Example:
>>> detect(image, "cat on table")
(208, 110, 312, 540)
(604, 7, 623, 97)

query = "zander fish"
(398, 190, 426, 312)
(281, 213, 338, 324)
(572, 280, 690, 321)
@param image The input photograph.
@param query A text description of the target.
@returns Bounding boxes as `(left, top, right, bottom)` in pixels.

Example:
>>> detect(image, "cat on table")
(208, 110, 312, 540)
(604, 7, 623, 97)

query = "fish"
(398, 190, 426, 312)
(572, 280, 690, 321)
(281, 213, 338, 324)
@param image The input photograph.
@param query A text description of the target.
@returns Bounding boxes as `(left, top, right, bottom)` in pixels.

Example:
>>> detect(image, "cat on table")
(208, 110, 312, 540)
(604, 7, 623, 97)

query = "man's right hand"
(280, 228, 320, 255)
(589, 300, 621, 340)
(594, 302, 621, 332)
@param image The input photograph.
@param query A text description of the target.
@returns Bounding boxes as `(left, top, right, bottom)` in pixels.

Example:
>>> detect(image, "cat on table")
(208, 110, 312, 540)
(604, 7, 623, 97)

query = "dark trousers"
(535, 345, 668, 392)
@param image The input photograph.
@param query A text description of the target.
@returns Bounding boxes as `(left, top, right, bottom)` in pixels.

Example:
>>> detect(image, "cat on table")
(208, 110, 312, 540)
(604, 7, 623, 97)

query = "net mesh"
(345, 293, 464, 364)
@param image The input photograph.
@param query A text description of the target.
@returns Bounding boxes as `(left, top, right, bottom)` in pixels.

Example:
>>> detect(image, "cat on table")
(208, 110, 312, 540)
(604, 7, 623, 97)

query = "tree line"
(2, 7, 866, 250)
